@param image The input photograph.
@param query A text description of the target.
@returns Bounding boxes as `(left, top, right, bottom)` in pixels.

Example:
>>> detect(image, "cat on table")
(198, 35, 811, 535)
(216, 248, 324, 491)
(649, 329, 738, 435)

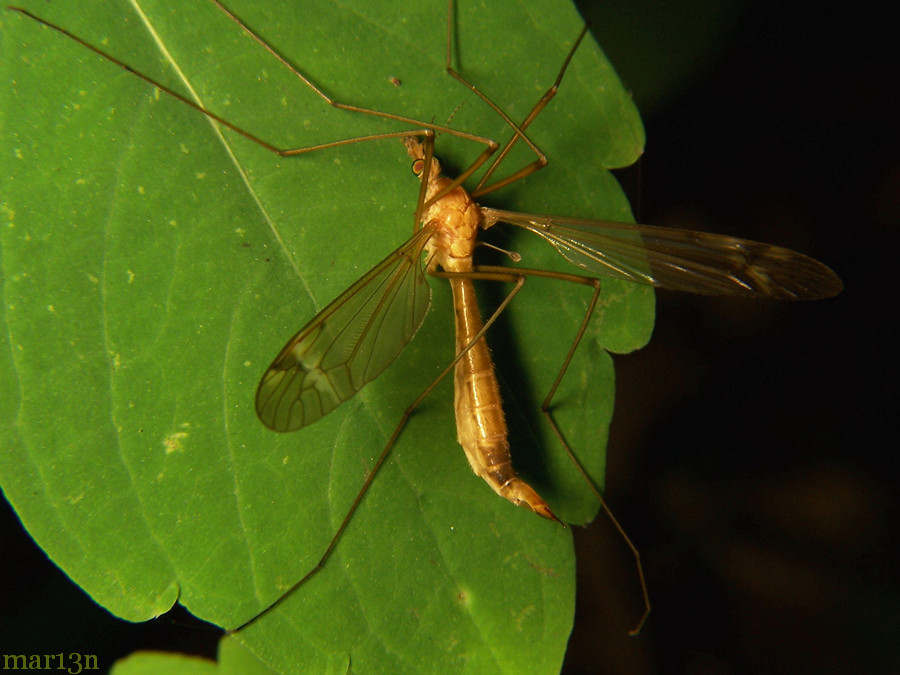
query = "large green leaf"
(1, 1, 650, 672)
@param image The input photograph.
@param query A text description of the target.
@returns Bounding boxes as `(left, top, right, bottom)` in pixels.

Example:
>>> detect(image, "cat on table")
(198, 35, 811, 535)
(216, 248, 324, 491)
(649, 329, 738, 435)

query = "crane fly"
(249, 125, 841, 633)
(8, 0, 842, 649)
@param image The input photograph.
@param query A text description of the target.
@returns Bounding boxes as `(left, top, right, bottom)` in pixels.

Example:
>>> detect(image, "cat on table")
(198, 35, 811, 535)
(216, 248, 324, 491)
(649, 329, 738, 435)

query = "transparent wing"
(482, 208, 842, 300)
(257, 227, 434, 432)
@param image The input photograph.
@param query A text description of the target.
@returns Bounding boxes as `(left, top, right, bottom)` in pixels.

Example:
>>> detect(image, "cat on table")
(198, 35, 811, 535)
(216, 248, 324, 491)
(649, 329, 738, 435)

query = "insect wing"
(257, 227, 433, 432)
(483, 208, 842, 300)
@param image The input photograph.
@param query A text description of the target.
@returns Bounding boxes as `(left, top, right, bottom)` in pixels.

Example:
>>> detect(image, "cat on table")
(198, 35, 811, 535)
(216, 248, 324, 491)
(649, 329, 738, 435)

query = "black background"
(565, 1, 897, 673)
(3, 1, 897, 673)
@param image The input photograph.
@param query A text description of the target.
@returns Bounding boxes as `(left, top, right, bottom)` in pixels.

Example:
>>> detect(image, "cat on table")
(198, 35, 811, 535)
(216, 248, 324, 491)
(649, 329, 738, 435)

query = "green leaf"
(109, 635, 274, 674)
(111, 651, 219, 675)
(1, 1, 650, 673)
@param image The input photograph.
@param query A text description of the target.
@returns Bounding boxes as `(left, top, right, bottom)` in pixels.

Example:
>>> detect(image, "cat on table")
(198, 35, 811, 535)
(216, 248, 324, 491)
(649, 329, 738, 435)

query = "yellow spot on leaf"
(164, 431, 188, 454)
(514, 605, 537, 631)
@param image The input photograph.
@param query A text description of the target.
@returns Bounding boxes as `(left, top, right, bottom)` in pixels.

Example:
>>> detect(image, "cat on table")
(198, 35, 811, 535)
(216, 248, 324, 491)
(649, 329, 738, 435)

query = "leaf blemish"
(163, 431, 188, 454)
(514, 605, 537, 631)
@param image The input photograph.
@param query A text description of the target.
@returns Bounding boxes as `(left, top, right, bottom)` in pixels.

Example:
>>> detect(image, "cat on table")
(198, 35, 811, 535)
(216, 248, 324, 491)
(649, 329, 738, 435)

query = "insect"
(213, 0, 837, 639)
(4, 1, 841, 671)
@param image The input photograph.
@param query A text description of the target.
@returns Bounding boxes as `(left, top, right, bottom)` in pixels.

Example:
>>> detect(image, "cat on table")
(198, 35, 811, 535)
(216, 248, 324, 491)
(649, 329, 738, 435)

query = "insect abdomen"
(451, 277, 558, 521)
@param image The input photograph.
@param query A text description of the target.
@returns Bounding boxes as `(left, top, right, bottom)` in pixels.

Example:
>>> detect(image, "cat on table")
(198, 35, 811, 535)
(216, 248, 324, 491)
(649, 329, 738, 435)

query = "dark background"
(3, 1, 897, 673)
(564, 0, 898, 673)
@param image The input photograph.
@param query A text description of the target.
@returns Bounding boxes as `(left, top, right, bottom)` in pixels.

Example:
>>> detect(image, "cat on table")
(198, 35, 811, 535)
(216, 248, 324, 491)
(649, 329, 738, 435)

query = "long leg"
(7, 6, 493, 163)
(10, 2, 589, 212)
(537, 275, 651, 636)
(240, 255, 650, 634)
(445, 263, 651, 633)
(233, 261, 639, 633)
(210, 0, 589, 202)
(443, 6, 590, 196)
(231, 270, 529, 633)
(469, 264, 649, 632)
